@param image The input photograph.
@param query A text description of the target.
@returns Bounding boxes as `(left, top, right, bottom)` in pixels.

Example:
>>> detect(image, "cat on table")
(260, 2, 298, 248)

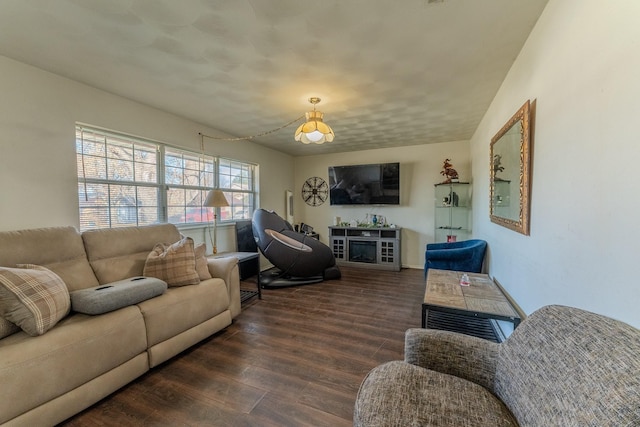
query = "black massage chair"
(251, 209, 341, 288)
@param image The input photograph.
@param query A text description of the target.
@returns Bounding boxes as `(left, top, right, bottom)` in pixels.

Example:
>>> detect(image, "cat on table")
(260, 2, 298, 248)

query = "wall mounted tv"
(328, 162, 400, 205)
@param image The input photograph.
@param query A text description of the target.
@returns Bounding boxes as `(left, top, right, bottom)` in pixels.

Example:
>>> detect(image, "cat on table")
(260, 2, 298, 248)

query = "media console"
(328, 226, 401, 271)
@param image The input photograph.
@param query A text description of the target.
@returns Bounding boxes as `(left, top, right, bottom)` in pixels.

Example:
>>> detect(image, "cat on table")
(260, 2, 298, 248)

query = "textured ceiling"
(0, 0, 548, 157)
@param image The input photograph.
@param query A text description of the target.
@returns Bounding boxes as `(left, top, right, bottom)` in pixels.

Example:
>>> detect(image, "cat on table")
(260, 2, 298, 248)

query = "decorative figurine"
(440, 158, 459, 183)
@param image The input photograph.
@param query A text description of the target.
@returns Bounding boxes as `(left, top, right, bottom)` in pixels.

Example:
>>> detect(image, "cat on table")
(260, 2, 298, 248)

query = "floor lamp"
(204, 189, 229, 255)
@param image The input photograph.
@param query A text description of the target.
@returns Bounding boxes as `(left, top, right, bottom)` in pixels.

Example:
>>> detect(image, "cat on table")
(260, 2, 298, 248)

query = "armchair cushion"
(404, 328, 499, 391)
(354, 361, 517, 427)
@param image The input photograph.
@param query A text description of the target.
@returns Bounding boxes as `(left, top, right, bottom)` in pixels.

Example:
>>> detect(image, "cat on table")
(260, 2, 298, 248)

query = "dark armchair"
(424, 239, 487, 276)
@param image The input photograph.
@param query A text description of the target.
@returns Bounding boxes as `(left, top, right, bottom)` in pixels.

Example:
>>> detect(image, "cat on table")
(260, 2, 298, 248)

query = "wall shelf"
(434, 182, 472, 243)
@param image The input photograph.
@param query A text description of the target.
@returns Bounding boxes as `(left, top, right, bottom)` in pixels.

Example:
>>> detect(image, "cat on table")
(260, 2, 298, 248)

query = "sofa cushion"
(0, 265, 70, 336)
(137, 278, 229, 348)
(143, 237, 200, 287)
(0, 306, 148, 424)
(71, 277, 167, 315)
(0, 226, 99, 292)
(0, 316, 19, 339)
(195, 243, 212, 280)
(82, 223, 182, 284)
(354, 360, 517, 427)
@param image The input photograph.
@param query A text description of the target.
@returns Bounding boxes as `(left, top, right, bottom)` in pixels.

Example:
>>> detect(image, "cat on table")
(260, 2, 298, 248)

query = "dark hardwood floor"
(61, 266, 426, 426)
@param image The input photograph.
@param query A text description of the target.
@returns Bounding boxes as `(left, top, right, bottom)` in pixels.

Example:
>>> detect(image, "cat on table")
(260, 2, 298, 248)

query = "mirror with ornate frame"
(489, 100, 531, 235)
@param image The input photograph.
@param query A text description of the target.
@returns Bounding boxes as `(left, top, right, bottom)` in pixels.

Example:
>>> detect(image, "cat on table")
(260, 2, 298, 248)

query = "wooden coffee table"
(422, 269, 521, 340)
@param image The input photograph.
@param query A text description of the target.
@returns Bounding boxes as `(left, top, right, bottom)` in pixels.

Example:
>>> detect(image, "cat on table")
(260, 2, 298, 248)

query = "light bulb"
(305, 130, 324, 142)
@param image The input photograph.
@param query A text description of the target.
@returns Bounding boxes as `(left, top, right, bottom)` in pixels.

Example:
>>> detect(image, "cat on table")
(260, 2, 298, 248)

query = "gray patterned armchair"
(354, 305, 640, 426)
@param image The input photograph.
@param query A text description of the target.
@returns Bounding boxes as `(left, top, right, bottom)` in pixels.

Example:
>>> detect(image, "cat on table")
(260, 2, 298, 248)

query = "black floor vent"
(426, 311, 505, 343)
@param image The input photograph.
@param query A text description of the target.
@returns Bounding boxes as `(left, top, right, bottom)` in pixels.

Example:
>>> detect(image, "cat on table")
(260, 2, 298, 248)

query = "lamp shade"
(294, 98, 335, 144)
(204, 190, 229, 207)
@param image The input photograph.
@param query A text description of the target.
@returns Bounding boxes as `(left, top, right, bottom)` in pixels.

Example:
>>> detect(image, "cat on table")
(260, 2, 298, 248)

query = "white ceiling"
(0, 0, 548, 157)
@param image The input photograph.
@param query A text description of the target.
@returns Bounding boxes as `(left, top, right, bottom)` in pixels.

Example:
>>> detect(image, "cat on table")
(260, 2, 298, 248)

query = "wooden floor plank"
(60, 266, 425, 426)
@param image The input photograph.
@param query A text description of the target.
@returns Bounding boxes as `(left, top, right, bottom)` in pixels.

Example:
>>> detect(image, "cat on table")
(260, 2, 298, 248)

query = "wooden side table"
(210, 252, 261, 303)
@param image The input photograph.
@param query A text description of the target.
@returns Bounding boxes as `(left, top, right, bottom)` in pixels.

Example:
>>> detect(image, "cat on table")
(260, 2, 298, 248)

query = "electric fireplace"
(328, 226, 402, 271)
(349, 240, 377, 263)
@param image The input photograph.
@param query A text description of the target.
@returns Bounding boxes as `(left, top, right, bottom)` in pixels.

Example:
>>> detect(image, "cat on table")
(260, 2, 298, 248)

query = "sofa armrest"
(404, 328, 499, 391)
(207, 257, 241, 318)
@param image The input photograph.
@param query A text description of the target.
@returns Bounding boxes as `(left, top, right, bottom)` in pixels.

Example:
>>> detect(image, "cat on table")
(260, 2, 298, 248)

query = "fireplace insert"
(349, 240, 377, 263)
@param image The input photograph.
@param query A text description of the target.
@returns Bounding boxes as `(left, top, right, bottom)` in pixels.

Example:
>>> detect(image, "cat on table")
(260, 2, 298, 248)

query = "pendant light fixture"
(294, 97, 335, 144)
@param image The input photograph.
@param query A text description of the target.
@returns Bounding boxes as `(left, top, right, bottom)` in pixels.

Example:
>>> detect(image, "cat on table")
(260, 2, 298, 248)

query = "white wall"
(471, 0, 640, 327)
(0, 55, 294, 252)
(294, 141, 470, 269)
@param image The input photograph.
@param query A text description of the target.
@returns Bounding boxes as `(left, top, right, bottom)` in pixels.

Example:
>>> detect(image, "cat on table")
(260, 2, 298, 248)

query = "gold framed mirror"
(489, 100, 531, 235)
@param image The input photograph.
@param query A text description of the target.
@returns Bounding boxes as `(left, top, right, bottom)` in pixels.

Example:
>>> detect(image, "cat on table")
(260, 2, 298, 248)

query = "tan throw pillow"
(194, 243, 212, 280)
(0, 264, 71, 336)
(143, 237, 201, 287)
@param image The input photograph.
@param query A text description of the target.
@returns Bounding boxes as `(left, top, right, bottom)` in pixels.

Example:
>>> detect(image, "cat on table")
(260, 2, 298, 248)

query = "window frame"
(164, 146, 216, 226)
(217, 158, 256, 222)
(76, 125, 257, 231)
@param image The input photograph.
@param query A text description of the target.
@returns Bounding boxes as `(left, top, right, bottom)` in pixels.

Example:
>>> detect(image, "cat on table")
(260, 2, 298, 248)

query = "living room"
(2, 0, 637, 328)
(1, 0, 639, 424)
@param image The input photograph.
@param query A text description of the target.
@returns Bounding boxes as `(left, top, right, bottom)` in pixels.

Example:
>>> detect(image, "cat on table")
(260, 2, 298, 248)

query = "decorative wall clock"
(301, 177, 328, 206)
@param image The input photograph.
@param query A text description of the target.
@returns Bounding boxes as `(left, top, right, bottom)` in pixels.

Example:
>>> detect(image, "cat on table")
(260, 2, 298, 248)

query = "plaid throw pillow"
(194, 243, 212, 280)
(0, 264, 71, 336)
(143, 236, 201, 287)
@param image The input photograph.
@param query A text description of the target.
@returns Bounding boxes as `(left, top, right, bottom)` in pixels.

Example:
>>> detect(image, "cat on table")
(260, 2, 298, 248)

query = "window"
(76, 126, 256, 231)
(76, 128, 160, 230)
(218, 159, 255, 221)
(165, 147, 215, 225)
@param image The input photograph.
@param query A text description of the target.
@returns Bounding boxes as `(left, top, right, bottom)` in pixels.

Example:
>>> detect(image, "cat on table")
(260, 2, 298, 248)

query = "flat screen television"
(328, 162, 400, 205)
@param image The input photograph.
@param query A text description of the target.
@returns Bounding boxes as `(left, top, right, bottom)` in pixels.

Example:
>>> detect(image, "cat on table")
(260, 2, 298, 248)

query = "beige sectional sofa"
(0, 223, 241, 426)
